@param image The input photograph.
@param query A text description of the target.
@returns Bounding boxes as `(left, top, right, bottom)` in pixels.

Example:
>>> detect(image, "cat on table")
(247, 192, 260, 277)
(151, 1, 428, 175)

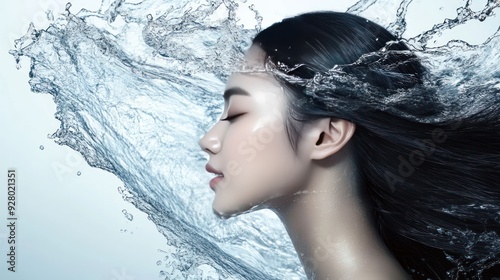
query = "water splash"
(122, 209, 134, 221)
(9, 0, 500, 279)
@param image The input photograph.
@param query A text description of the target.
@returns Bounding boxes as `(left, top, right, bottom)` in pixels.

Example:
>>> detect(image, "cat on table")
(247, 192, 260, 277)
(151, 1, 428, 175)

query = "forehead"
(225, 45, 283, 97)
(243, 44, 267, 68)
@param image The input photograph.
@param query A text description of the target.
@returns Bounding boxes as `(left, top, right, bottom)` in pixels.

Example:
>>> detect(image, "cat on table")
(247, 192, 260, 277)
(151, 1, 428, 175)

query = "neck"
(269, 149, 410, 279)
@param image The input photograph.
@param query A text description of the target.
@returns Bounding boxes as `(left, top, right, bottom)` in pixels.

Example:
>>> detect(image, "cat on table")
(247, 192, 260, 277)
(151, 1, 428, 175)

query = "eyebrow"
(223, 87, 250, 102)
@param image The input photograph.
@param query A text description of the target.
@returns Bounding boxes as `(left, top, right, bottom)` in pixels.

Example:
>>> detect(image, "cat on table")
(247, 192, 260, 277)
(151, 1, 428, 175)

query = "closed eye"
(220, 113, 245, 122)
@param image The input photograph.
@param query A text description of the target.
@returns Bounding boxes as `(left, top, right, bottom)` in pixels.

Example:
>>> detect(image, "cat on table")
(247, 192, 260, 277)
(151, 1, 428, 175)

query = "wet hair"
(253, 11, 500, 279)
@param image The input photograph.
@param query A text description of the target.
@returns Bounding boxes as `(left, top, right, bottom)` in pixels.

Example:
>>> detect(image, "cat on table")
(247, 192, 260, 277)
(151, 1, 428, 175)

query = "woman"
(199, 11, 500, 279)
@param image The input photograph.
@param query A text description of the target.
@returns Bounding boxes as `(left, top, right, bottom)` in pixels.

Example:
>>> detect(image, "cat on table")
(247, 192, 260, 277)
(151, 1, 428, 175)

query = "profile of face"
(199, 44, 312, 218)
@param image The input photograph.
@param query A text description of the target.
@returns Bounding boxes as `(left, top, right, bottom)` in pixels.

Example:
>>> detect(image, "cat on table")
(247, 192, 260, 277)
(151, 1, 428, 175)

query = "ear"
(303, 118, 356, 160)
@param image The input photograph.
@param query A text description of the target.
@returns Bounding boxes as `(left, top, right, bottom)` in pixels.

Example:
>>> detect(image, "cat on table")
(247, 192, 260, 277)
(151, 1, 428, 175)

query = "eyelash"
(221, 113, 245, 122)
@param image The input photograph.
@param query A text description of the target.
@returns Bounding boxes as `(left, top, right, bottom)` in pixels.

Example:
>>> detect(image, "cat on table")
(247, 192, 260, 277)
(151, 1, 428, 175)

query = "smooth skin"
(199, 44, 411, 280)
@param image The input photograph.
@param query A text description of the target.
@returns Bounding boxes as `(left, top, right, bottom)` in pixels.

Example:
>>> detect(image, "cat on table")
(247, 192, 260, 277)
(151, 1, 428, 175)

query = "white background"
(0, 0, 498, 279)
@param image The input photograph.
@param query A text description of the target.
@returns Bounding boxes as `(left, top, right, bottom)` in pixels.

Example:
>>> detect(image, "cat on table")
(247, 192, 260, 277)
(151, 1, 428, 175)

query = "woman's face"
(199, 44, 310, 218)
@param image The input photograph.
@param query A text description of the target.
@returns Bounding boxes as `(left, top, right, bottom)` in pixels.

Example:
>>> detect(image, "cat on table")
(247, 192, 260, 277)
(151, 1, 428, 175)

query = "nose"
(199, 124, 222, 154)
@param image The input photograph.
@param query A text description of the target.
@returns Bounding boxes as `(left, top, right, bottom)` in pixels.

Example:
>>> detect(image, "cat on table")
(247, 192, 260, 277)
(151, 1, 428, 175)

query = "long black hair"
(252, 11, 500, 279)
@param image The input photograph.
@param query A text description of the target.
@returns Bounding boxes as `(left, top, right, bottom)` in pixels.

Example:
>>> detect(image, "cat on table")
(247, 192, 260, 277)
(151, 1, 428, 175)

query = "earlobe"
(310, 118, 356, 160)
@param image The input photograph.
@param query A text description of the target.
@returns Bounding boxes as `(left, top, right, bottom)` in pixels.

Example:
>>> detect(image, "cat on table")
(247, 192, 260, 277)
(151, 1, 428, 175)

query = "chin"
(212, 206, 242, 219)
(212, 200, 257, 219)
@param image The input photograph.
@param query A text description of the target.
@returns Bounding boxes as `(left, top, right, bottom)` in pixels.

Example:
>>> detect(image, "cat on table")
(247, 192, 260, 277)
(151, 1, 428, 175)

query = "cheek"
(223, 116, 285, 165)
(213, 116, 299, 214)
(227, 127, 297, 197)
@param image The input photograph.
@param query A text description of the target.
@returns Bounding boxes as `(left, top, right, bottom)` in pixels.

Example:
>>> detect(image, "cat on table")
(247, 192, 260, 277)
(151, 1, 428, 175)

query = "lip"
(206, 164, 224, 190)
(205, 164, 223, 176)
(209, 175, 224, 190)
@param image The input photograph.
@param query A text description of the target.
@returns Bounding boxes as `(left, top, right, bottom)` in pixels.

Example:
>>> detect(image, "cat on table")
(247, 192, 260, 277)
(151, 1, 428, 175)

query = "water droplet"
(46, 10, 54, 21)
(147, 14, 153, 22)
(76, 171, 81, 176)
(122, 209, 134, 221)
(39, 145, 44, 150)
